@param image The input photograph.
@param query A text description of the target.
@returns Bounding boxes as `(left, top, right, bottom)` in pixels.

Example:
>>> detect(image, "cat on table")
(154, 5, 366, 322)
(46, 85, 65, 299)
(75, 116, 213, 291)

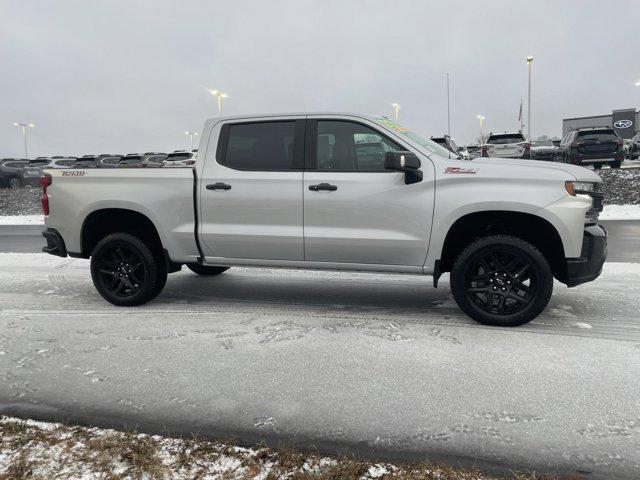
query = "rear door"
(303, 117, 434, 267)
(200, 118, 305, 261)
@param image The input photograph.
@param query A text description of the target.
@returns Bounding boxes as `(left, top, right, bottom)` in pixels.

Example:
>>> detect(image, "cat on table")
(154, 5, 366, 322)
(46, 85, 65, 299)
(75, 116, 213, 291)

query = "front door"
(303, 118, 434, 266)
(199, 119, 305, 261)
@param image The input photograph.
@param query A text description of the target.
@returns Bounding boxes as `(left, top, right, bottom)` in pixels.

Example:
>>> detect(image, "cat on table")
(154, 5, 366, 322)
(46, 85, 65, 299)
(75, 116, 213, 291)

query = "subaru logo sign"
(614, 119, 633, 129)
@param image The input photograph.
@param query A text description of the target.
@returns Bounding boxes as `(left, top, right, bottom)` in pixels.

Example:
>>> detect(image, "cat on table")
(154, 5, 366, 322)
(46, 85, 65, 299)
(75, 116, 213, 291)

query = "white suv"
(481, 132, 531, 159)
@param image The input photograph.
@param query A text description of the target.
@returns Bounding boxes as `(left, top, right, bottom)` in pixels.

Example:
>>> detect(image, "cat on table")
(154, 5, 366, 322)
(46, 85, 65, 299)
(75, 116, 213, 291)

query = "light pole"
(13, 122, 35, 158)
(185, 131, 198, 150)
(391, 103, 400, 121)
(526, 55, 534, 142)
(208, 89, 228, 116)
(477, 115, 485, 143)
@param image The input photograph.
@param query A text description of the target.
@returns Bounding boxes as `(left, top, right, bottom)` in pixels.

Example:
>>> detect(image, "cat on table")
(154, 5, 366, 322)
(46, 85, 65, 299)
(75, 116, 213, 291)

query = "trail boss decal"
(444, 166, 477, 174)
(62, 170, 86, 176)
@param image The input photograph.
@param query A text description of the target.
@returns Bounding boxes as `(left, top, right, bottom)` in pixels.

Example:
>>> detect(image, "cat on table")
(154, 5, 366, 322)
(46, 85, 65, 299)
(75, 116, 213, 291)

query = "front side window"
(223, 121, 295, 171)
(316, 121, 402, 171)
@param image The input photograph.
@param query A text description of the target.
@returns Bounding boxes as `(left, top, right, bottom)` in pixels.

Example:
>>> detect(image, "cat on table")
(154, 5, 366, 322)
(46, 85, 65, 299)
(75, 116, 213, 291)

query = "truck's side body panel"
(45, 169, 198, 262)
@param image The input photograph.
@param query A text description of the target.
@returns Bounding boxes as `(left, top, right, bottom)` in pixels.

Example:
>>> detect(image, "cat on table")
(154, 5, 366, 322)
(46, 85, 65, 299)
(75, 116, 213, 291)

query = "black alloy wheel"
(450, 235, 553, 326)
(90, 233, 166, 306)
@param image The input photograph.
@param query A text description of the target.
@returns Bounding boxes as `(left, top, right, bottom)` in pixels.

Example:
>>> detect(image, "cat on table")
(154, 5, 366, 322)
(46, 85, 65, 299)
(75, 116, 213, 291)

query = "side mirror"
(384, 151, 423, 184)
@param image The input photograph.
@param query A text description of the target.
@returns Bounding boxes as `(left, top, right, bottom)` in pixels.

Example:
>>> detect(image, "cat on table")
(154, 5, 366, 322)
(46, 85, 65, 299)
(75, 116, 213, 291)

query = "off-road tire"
(90, 233, 166, 306)
(450, 235, 553, 327)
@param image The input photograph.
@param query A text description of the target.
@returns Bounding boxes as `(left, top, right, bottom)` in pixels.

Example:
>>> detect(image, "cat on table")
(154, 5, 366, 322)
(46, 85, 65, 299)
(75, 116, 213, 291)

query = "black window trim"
(216, 119, 305, 172)
(304, 118, 404, 172)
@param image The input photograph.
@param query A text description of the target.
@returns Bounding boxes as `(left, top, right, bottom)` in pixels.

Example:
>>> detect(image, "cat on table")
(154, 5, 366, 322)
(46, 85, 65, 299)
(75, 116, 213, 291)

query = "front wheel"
(186, 263, 230, 276)
(450, 235, 553, 327)
(90, 233, 166, 306)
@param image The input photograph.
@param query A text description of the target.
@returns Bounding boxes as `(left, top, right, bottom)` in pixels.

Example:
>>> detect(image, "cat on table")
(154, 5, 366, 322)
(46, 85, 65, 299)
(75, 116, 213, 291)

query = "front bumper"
(42, 228, 68, 257)
(565, 224, 607, 287)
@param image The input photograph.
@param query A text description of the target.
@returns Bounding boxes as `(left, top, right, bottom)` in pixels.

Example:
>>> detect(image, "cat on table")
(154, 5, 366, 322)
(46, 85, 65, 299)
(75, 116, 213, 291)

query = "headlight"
(565, 181, 596, 196)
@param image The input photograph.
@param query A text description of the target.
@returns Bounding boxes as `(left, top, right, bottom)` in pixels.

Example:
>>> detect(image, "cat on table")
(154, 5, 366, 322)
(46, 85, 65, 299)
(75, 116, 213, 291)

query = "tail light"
(184, 159, 196, 165)
(523, 142, 531, 158)
(41, 173, 52, 215)
(481, 145, 489, 157)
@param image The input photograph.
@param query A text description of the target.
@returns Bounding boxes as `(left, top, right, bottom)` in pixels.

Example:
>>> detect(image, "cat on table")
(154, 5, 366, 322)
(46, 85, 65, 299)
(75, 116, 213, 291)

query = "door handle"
(309, 183, 337, 191)
(206, 182, 231, 191)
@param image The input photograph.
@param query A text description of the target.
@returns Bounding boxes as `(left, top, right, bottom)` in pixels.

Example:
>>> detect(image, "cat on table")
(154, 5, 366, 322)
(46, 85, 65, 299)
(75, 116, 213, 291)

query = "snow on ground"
(599, 204, 640, 221)
(0, 204, 639, 226)
(0, 214, 44, 225)
(0, 416, 514, 480)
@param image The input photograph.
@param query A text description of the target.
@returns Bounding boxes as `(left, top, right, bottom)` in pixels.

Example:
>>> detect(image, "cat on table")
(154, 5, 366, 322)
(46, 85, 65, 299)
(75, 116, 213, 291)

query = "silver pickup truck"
(41, 113, 607, 326)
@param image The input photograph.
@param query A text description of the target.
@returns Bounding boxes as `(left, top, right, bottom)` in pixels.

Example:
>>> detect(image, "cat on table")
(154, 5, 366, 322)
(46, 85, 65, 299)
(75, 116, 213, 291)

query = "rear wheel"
(186, 263, 230, 276)
(450, 235, 553, 327)
(90, 233, 166, 306)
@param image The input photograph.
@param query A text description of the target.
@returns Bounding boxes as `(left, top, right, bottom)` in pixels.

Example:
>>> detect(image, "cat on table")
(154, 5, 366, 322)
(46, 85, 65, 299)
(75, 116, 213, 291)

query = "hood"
(470, 157, 601, 182)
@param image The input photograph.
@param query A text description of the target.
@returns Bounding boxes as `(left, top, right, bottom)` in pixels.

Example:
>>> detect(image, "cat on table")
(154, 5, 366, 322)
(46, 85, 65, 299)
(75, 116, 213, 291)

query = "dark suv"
(0, 158, 29, 188)
(555, 127, 624, 169)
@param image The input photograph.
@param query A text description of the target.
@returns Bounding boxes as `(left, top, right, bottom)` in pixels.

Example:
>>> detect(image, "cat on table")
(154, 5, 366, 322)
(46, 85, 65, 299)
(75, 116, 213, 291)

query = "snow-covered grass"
(599, 204, 640, 221)
(0, 204, 639, 226)
(0, 416, 575, 480)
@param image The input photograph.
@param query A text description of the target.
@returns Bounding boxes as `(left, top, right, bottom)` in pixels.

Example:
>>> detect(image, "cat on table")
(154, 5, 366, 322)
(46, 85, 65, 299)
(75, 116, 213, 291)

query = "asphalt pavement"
(0, 254, 639, 479)
(1, 221, 639, 261)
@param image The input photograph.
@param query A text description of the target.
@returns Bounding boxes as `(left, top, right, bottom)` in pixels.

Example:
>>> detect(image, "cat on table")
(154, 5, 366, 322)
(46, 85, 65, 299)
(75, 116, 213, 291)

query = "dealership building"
(562, 108, 638, 139)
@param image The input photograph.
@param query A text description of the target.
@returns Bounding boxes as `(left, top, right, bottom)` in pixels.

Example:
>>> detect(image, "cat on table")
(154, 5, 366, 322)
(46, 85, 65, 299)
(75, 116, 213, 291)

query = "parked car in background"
(118, 155, 144, 168)
(96, 156, 121, 168)
(481, 132, 531, 159)
(163, 151, 196, 167)
(530, 139, 557, 161)
(45, 157, 77, 169)
(141, 153, 166, 168)
(0, 158, 29, 188)
(21, 158, 51, 186)
(71, 158, 97, 168)
(430, 135, 461, 158)
(627, 132, 640, 160)
(554, 127, 624, 169)
(466, 145, 481, 159)
(457, 146, 470, 160)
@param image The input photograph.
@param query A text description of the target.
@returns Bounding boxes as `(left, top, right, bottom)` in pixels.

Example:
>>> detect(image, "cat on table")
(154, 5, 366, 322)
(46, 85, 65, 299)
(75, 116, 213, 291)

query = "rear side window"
(222, 121, 296, 171)
(487, 134, 525, 144)
(577, 130, 618, 142)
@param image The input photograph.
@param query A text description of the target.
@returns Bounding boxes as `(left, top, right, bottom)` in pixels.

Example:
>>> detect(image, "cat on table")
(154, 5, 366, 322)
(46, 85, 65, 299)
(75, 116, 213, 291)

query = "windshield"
(487, 133, 525, 144)
(374, 118, 455, 158)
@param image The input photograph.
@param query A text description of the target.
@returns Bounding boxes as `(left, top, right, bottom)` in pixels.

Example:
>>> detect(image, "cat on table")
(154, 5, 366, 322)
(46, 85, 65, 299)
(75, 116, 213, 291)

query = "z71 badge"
(62, 170, 86, 176)
(444, 166, 477, 174)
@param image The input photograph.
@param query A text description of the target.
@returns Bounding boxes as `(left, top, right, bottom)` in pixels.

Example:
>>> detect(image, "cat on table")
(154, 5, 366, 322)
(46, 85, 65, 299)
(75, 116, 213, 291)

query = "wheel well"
(440, 211, 566, 280)
(81, 209, 163, 259)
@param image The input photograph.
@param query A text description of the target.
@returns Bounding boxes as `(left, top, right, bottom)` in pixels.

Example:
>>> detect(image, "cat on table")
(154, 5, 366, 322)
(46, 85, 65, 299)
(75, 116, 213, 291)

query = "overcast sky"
(1, 0, 639, 158)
